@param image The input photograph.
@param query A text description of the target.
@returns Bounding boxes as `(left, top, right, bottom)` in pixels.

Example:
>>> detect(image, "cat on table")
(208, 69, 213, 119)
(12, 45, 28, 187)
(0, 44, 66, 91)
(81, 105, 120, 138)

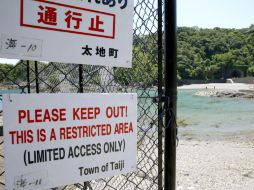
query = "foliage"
(1, 25, 254, 85)
(177, 26, 254, 80)
(0, 61, 27, 83)
(115, 33, 158, 86)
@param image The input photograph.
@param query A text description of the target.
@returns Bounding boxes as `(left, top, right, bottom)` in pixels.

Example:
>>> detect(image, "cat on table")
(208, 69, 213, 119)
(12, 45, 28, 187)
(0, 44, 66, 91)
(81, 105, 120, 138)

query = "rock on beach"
(196, 89, 254, 99)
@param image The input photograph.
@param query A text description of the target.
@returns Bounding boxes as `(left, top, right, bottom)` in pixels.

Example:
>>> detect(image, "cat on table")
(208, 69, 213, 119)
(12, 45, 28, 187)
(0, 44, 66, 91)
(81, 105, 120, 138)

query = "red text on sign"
(9, 130, 33, 144)
(72, 107, 100, 120)
(59, 124, 111, 140)
(18, 108, 66, 124)
(114, 122, 133, 134)
(20, 0, 116, 39)
(106, 106, 128, 118)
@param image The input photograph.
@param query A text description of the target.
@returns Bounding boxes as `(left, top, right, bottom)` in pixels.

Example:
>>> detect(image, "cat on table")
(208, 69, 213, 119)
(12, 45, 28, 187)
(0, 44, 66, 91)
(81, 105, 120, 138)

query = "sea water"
(0, 89, 253, 135)
(178, 90, 254, 137)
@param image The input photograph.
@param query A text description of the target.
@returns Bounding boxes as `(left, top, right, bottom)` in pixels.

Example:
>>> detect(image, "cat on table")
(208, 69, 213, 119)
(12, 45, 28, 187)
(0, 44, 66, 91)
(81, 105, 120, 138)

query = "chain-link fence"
(0, 0, 165, 189)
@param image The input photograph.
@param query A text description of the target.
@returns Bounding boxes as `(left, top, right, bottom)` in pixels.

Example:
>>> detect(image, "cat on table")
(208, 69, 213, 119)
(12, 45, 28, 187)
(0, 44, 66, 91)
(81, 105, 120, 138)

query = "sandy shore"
(177, 84, 254, 189)
(178, 83, 254, 90)
(1, 133, 253, 190)
(179, 83, 254, 99)
(1, 137, 253, 190)
(177, 138, 254, 190)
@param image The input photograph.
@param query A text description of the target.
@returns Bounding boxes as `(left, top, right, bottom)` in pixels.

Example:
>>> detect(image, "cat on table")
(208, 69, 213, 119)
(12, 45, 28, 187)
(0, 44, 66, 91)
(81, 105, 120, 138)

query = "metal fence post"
(26, 60, 30, 93)
(0, 1, 165, 189)
(78, 65, 91, 190)
(79, 64, 84, 93)
(164, 0, 177, 190)
(158, 0, 163, 189)
(35, 61, 40, 93)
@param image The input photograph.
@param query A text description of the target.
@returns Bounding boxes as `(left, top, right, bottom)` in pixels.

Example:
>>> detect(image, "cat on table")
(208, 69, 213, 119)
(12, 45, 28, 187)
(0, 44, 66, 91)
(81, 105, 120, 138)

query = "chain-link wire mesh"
(0, 0, 164, 189)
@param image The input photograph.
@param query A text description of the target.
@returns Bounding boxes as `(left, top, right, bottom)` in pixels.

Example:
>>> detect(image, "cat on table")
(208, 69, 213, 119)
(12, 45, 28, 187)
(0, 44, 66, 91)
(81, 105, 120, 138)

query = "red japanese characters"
(21, 0, 115, 39)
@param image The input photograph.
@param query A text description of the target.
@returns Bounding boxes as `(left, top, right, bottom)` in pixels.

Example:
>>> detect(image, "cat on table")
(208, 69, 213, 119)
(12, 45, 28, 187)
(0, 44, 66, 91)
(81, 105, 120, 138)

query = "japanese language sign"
(0, 0, 133, 67)
(3, 93, 137, 190)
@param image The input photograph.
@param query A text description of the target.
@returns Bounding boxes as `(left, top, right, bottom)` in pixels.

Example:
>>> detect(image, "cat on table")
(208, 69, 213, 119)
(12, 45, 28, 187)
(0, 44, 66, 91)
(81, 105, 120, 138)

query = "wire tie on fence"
(176, 130, 179, 147)
(166, 108, 179, 147)
(152, 95, 170, 104)
(170, 108, 179, 147)
(8, 94, 12, 102)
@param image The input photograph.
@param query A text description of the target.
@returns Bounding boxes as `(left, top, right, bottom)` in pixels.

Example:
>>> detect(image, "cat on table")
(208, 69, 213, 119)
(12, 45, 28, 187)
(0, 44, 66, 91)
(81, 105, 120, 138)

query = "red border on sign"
(20, 0, 116, 39)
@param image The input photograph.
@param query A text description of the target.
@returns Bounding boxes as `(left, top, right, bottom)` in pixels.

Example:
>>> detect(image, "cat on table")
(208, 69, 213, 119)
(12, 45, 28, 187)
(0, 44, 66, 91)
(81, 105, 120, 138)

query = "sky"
(177, 0, 254, 29)
(0, 58, 20, 65)
(1, 0, 254, 64)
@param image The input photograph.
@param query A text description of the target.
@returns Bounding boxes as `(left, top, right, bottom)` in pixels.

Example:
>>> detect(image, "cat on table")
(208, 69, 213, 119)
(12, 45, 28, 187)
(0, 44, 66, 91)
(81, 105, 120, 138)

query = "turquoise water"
(178, 90, 254, 136)
(1, 89, 253, 136)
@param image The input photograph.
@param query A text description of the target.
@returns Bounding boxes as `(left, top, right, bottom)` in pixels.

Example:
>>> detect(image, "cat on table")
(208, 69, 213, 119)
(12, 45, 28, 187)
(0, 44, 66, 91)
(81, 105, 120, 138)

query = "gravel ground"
(177, 139, 254, 190)
(0, 109, 253, 190)
(0, 137, 254, 190)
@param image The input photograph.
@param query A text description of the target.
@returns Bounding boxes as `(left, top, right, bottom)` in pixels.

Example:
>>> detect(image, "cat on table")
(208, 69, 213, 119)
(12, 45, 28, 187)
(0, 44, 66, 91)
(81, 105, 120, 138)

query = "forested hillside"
(178, 25, 254, 80)
(1, 25, 254, 85)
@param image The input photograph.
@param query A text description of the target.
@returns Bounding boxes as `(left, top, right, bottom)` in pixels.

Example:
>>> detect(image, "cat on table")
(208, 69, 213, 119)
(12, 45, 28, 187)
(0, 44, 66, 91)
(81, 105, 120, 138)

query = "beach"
(178, 83, 253, 90)
(0, 83, 254, 189)
(179, 83, 254, 99)
(177, 83, 254, 189)
(177, 138, 254, 190)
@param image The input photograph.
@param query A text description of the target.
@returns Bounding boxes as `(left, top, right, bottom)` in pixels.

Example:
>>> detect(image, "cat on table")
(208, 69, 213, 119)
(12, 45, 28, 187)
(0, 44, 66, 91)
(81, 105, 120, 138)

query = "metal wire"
(0, 0, 168, 189)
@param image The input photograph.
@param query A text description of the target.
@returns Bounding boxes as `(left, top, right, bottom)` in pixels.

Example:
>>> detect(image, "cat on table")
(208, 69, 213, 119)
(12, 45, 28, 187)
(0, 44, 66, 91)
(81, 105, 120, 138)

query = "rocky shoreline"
(177, 139, 254, 190)
(196, 89, 254, 99)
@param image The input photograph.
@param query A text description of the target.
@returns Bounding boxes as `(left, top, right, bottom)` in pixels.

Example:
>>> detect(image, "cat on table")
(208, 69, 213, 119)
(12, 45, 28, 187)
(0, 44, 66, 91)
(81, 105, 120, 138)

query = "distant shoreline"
(178, 83, 254, 99)
(178, 83, 253, 90)
(0, 84, 17, 90)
